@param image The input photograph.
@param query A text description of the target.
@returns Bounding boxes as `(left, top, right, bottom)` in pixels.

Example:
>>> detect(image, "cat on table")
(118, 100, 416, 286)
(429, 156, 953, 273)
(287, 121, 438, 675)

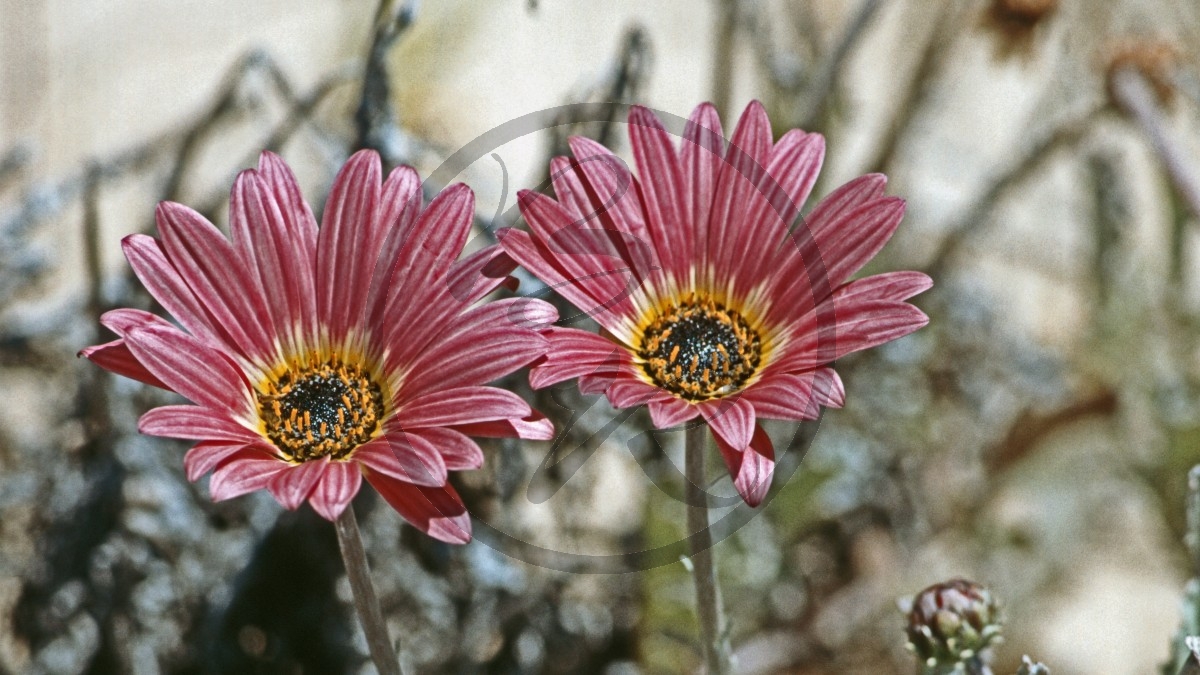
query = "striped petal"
(139, 405, 260, 444)
(399, 386, 532, 428)
(365, 474, 472, 544)
(713, 423, 775, 507)
(309, 462, 363, 521)
(183, 440, 252, 482)
(267, 457, 330, 510)
(353, 432, 448, 487)
(209, 447, 289, 501)
(699, 396, 756, 452)
(317, 150, 383, 342)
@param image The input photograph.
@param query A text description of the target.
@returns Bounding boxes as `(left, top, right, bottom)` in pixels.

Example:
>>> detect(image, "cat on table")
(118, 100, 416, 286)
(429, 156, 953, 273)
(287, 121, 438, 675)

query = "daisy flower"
(81, 150, 555, 543)
(500, 101, 930, 507)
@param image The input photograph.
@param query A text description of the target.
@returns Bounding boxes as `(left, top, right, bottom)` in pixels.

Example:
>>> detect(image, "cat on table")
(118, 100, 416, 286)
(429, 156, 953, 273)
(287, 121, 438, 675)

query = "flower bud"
(904, 579, 1002, 670)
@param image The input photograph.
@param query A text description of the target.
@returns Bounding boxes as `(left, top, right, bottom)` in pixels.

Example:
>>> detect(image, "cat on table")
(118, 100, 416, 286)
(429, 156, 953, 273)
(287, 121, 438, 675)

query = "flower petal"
(834, 270, 933, 303)
(529, 327, 629, 390)
(699, 396, 756, 452)
(121, 234, 225, 347)
(309, 462, 363, 521)
(395, 298, 553, 395)
(398, 386, 532, 428)
(267, 457, 330, 510)
(444, 245, 519, 305)
(706, 101, 773, 280)
(605, 373, 665, 409)
(79, 339, 169, 389)
(208, 447, 289, 501)
(713, 423, 775, 507)
(365, 474, 472, 544)
(363, 164, 422, 327)
(353, 433, 448, 487)
(647, 395, 700, 428)
(628, 106, 689, 280)
(229, 168, 318, 357)
(741, 372, 821, 421)
(183, 440, 251, 482)
(123, 324, 251, 413)
(812, 367, 845, 408)
(155, 202, 275, 362)
(452, 411, 556, 441)
(777, 298, 929, 370)
(317, 150, 383, 342)
(413, 427, 484, 471)
(139, 405, 260, 443)
(682, 102, 725, 258)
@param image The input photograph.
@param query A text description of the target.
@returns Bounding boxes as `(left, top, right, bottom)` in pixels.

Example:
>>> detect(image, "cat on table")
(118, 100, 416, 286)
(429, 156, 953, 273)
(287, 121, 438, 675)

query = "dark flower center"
(257, 357, 385, 462)
(639, 296, 762, 401)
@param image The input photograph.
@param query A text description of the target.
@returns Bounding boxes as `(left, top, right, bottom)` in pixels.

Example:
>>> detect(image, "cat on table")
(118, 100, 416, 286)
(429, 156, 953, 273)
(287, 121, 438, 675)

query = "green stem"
(334, 505, 403, 675)
(685, 423, 732, 674)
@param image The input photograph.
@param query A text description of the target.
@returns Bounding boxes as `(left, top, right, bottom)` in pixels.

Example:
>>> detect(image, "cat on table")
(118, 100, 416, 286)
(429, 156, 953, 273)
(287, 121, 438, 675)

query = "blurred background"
(3, 0, 1200, 673)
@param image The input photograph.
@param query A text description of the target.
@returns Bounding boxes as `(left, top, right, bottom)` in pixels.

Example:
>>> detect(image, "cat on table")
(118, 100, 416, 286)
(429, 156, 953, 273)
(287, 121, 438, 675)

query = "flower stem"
(685, 423, 733, 674)
(334, 505, 403, 675)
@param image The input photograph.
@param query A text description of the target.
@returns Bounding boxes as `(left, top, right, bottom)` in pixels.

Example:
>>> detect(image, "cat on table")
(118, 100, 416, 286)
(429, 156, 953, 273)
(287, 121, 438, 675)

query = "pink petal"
(394, 299, 553, 396)
(713, 423, 775, 507)
(139, 405, 260, 443)
(155, 202, 275, 362)
(443, 245, 519, 305)
(123, 324, 251, 413)
(79, 339, 169, 390)
(366, 473, 472, 544)
(812, 367, 845, 408)
(208, 447, 289, 501)
(681, 102, 725, 260)
(363, 164, 423, 327)
(529, 327, 629, 390)
(777, 298, 929, 370)
(735, 131, 824, 280)
(353, 433, 448, 487)
(705, 101, 773, 280)
(605, 374, 664, 409)
(229, 169, 318, 356)
(267, 457, 329, 510)
(316, 149, 384, 342)
(309, 461, 363, 521)
(699, 396, 756, 452)
(183, 440, 251, 482)
(565, 136, 651, 244)
(453, 411, 556, 441)
(628, 106, 690, 280)
(647, 395, 700, 428)
(398, 386, 532, 428)
(256, 151, 320, 248)
(805, 173, 888, 242)
(497, 228, 636, 334)
(514, 190, 643, 317)
(372, 184, 477, 357)
(833, 270, 933, 303)
(413, 427, 484, 471)
(780, 197, 905, 296)
(99, 308, 175, 335)
(121, 234, 225, 348)
(741, 372, 821, 421)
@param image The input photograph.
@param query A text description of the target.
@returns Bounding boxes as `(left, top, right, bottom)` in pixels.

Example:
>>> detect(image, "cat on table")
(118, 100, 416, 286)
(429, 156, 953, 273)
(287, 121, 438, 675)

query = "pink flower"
(81, 150, 556, 543)
(500, 101, 930, 507)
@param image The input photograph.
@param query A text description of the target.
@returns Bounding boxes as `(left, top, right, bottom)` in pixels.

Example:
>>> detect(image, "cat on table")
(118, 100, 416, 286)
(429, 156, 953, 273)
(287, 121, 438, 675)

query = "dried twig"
(798, 0, 884, 129)
(1111, 64, 1200, 220)
(356, 0, 418, 167)
(925, 106, 1108, 280)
